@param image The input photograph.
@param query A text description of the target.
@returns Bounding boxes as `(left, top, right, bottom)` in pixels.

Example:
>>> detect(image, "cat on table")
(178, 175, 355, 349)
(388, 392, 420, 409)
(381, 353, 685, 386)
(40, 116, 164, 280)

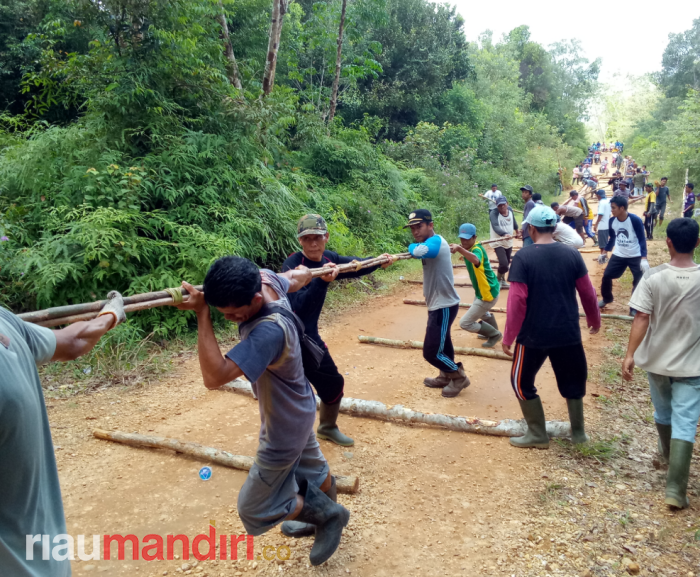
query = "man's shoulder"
(282, 252, 303, 270)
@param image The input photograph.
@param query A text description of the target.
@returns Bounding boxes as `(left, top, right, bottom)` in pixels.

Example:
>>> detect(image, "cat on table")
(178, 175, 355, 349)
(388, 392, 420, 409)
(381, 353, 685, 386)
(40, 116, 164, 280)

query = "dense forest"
(0, 0, 600, 335)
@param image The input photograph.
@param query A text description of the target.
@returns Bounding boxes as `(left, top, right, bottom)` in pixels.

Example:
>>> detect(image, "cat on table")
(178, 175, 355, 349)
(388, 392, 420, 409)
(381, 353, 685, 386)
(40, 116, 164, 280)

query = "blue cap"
(528, 205, 557, 227)
(458, 223, 477, 239)
(596, 189, 606, 197)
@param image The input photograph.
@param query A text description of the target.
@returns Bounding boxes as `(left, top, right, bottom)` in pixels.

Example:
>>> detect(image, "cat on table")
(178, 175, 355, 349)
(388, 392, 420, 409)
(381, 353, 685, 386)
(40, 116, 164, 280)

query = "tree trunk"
(327, 0, 347, 125)
(262, 0, 289, 95)
(93, 429, 360, 494)
(217, 0, 243, 89)
(222, 379, 572, 439)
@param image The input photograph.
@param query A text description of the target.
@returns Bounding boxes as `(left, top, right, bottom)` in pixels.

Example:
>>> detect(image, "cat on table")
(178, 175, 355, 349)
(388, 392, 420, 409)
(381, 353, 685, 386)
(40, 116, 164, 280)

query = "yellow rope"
(164, 287, 184, 304)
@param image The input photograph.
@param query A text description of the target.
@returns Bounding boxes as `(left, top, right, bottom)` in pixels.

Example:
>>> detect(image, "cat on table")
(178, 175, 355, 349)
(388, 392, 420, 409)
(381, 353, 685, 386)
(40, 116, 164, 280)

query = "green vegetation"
(1, 0, 597, 337)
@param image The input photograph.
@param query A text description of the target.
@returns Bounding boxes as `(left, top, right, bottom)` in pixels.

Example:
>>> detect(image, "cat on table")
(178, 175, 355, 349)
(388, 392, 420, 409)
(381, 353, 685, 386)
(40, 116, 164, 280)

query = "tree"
(658, 17, 700, 98)
(217, 0, 243, 89)
(262, 0, 291, 95)
(327, 0, 347, 125)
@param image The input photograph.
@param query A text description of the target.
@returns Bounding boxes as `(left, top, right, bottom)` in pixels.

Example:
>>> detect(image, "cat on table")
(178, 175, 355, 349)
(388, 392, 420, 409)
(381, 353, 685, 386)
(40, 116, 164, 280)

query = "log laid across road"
(358, 335, 511, 361)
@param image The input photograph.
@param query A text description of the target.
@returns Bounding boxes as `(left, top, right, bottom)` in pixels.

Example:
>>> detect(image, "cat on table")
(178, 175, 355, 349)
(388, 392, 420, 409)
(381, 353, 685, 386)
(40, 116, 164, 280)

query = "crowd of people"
(2, 155, 699, 574)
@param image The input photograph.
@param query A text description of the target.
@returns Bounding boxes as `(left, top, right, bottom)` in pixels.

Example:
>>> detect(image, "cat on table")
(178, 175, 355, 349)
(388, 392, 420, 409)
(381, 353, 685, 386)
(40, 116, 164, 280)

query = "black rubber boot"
(281, 477, 337, 538)
(510, 396, 550, 449)
(655, 422, 671, 467)
(424, 371, 450, 388)
(441, 362, 471, 397)
(566, 398, 589, 444)
(665, 439, 694, 509)
(477, 321, 502, 349)
(294, 480, 350, 565)
(317, 402, 354, 447)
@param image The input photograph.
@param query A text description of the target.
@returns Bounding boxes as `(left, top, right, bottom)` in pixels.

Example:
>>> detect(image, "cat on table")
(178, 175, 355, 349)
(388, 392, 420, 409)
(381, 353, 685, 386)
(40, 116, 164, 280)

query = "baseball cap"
(404, 209, 433, 228)
(528, 205, 557, 227)
(297, 214, 328, 238)
(495, 195, 508, 206)
(520, 185, 533, 193)
(596, 189, 606, 197)
(458, 223, 477, 239)
(618, 181, 627, 187)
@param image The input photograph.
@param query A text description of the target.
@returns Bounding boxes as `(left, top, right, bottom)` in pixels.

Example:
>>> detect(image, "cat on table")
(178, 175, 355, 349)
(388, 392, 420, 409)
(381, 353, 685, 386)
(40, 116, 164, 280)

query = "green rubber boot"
(477, 321, 502, 349)
(566, 398, 590, 444)
(510, 397, 550, 449)
(655, 422, 671, 467)
(477, 314, 499, 340)
(665, 439, 694, 509)
(317, 402, 354, 447)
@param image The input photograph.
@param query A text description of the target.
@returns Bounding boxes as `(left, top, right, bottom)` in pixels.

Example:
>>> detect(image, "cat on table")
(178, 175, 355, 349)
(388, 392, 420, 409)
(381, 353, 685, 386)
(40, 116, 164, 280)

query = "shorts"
(597, 229, 609, 251)
(510, 342, 588, 401)
(237, 432, 329, 536)
(563, 215, 585, 235)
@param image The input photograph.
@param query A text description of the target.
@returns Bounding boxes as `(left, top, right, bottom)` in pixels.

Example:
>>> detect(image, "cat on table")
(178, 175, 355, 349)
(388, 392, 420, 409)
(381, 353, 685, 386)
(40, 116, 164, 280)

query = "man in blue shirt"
(406, 209, 469, 397)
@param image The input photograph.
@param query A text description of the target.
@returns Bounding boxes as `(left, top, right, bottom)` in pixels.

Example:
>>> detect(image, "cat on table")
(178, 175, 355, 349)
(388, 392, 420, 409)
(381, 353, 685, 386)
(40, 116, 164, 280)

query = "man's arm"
(52, 315, 115, 361)
(622, 312, 650, 380)
(502, 281, 528, 357)
(278, 266, 312, 293)
(489, 210, 509, 236)
(575, 274, 601, 334)
(631, 215, 648, 258)
(409, 235, 442, 259)
(449, 244, 480, 266)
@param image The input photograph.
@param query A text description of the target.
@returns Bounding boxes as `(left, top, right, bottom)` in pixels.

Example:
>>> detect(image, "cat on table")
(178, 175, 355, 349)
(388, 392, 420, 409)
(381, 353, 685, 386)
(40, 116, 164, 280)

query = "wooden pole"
(402, 298, 633, 321)
(358, 335, 512, 361)
(93, 429, 360, 494)
(401, 279, 509, 290)
(222, 379, 572, 439)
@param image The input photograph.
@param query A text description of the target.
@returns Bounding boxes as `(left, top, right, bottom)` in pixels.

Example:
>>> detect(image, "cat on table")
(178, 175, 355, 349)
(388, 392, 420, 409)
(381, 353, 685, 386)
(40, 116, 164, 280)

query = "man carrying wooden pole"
(282, 214, 396, 448)
(175, 258, 349, 566)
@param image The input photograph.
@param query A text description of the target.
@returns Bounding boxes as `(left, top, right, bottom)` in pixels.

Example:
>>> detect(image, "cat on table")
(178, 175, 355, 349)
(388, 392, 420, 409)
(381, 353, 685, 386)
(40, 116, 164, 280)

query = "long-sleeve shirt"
(408, 234, 460, 311)
(603, 213, 647, 258)
(282, 251, 381, 345)
(521, 199, 536, 240)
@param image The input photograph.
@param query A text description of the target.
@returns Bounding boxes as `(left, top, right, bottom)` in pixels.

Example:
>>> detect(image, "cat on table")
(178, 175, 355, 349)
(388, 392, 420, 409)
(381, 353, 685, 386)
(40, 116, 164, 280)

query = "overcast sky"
(448, 0, 698, 83)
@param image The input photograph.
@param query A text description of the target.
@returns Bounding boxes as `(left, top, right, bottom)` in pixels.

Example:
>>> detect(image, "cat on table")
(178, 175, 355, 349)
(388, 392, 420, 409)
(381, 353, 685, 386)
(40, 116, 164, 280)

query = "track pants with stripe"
(424, 305, 460, 373)
(510, 342, 588, 401)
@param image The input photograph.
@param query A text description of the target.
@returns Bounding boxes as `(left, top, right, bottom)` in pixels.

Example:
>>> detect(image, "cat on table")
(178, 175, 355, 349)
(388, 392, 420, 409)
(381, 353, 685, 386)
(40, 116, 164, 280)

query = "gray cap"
(495, 196, 508, 206)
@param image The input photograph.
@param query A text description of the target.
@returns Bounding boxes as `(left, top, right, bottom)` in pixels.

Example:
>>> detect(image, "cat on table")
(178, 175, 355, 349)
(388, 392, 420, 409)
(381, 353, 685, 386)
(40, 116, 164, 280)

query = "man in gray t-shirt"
(520, 185, 536, 246)
(1, 293, 126, 577)
(406, 209, 469, 397)
(176, 257, 350, 566)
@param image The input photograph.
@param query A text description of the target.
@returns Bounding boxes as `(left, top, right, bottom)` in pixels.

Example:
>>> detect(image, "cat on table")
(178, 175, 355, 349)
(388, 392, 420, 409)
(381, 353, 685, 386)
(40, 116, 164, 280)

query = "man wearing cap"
(502, 205, 600, 449)
(406, 209, 469, 397)
(482, 184, 503, 212)
(594, 189, 612, 264)
(519, 185, 536, 247)
(282, 214, 395, 446)
(449, 224, 503, 348)
(489, 196, 519, 288)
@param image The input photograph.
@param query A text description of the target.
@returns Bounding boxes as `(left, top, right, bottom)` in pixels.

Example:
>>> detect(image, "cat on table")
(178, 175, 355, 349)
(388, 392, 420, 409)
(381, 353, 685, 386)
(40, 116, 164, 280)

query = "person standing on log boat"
(0, 293, 127, 577)
(176, 257, 350, 565)
(622, 218, 700, 510)
(406, 209, 469, 398)
(449, 223, 503, 348)
(282, 214, 396, 447)
(502, 205, 600, 449)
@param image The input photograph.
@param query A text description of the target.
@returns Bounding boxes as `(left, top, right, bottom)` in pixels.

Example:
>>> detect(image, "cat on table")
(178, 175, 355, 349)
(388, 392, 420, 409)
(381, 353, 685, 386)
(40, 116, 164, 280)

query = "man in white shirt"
(594, 189, 611, 263)
(599, 195, 649, 312)
(483, 184, 502, 212)
(622, 218, 700, 509)
(553, 221, 584, 247)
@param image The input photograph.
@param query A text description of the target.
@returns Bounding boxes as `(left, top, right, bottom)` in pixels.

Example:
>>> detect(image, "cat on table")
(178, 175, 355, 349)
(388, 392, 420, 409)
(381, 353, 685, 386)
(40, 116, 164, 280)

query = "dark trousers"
(305, 348, 344, 405)
(424, 305, 460, 373)
(510, 342, 588, 401)
(644, 214, 655, 239)
(493, 246, 512, 275)
(684, 208, 694, 218)
(601, 254, 643, 304)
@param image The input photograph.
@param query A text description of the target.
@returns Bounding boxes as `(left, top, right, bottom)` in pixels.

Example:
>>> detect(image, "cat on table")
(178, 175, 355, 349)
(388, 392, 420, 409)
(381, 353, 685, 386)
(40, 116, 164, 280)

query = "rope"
(163, 287, 184, 304)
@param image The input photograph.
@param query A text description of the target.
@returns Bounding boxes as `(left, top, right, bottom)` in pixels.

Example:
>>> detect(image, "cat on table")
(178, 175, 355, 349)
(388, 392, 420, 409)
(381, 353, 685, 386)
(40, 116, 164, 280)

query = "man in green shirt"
(449, 224, 502, 349)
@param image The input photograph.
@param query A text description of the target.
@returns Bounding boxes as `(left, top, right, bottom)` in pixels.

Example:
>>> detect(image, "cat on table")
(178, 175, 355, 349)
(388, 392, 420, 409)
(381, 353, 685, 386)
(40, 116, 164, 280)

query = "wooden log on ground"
(403, 299, 633, 321)
(222, 379, 571, 438)
(401, 279, 509, 290)
(93, 428, 360, 494)
(358, 335, 512, 361)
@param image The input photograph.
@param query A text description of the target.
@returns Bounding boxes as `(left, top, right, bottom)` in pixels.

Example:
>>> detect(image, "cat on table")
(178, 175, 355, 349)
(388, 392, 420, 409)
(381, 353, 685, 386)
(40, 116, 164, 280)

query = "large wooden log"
(401, 279, 509, 290)
(222, 379, 571, 438)
(93, 429, 360, 494)
(357, 335, 512, 361)
(402, 299, 633, 321)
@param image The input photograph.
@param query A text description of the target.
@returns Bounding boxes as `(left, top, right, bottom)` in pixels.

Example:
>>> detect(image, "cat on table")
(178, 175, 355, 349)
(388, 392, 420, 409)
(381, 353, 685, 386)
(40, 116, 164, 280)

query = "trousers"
(648, 372, 700, 443)
(601, 255, 643, 304)
(424, 305, 459, 372)
(493, 246, 512, 275)
(305, 347, 345, 405)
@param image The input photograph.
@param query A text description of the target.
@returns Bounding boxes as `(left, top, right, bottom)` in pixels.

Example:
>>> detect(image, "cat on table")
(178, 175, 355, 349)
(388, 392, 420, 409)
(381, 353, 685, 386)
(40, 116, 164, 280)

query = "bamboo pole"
(222, 379, 571, 439)
(401, 279, 509, 290)
(358, 335, 511, 361)
(402, 299, 633, 321)
(477, 194, 523, 213)
(20, 253, 413, 327)
(93, 429, 360, 494)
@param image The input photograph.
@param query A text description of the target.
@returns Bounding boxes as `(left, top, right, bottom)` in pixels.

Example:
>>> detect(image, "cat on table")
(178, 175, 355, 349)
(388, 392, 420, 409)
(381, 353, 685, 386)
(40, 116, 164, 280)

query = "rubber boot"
(665, 439, 694, 509)
(424, 371, 450, 388)
(281, 476, 337, 538)
(655, 422, 671, 467)
(317, 402, 354, 447)
(510, 397, 550, 449)
(293, 480, 350, 565)
(566, 398, 589, 444)
(477, 314, 499, 339)
(497, 272, 510, 289)
(441, 362, 471, 398)
(477, 321, 502, 349)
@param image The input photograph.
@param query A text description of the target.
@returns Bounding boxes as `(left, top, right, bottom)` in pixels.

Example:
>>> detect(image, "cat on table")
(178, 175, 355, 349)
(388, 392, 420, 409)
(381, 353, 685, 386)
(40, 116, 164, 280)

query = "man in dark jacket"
(282, 214, 395, 447)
